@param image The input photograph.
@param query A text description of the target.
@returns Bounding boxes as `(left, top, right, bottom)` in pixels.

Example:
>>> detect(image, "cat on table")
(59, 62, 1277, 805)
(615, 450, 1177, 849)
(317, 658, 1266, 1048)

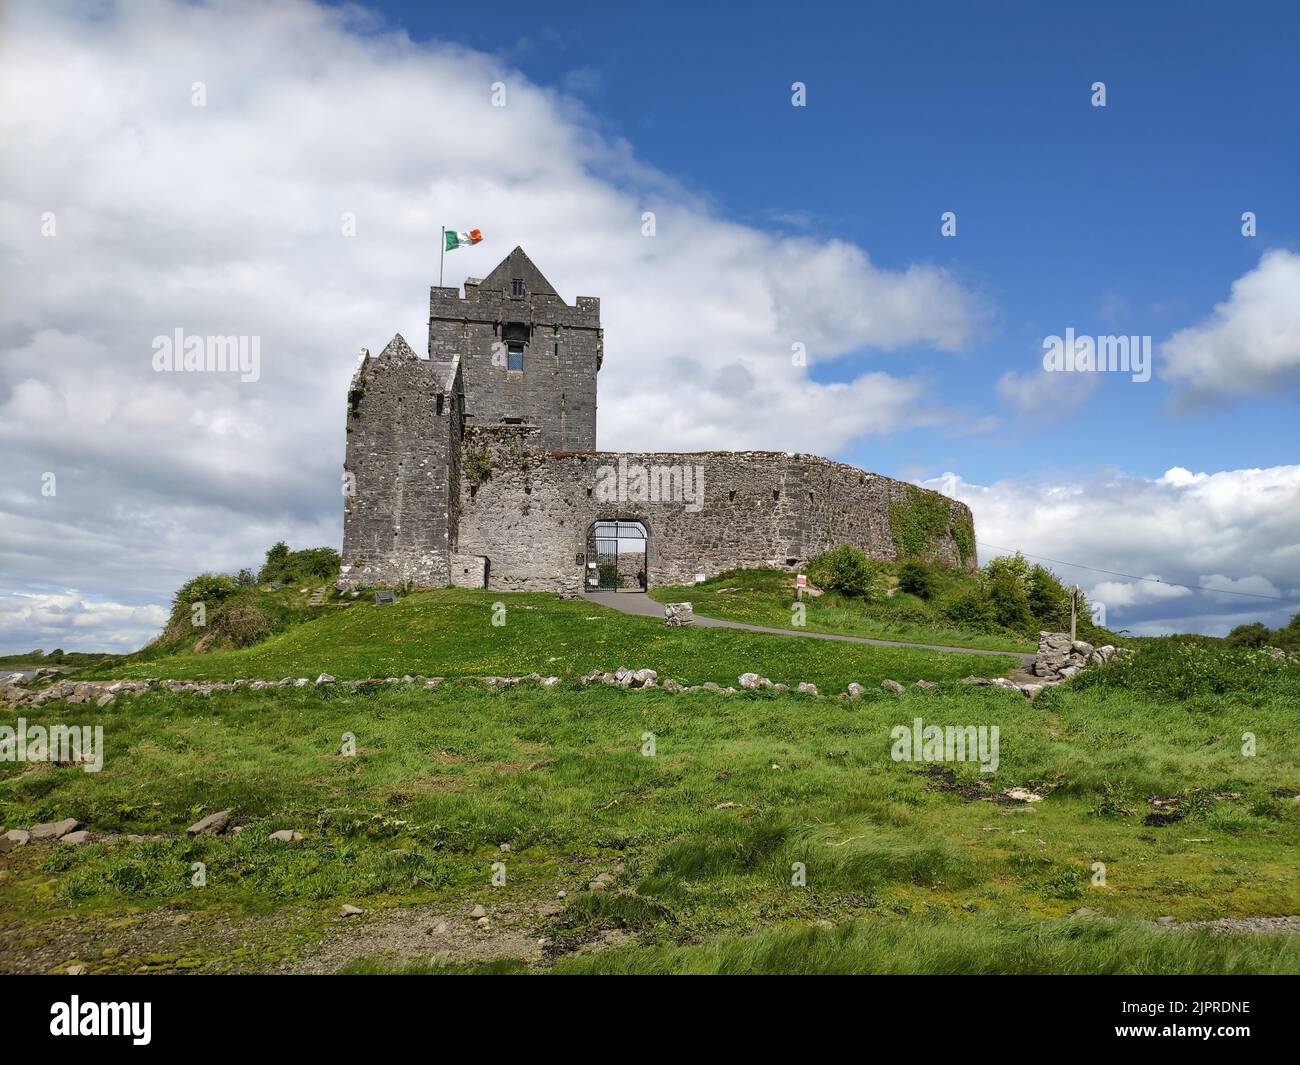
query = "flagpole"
(439, 226, 445, 288)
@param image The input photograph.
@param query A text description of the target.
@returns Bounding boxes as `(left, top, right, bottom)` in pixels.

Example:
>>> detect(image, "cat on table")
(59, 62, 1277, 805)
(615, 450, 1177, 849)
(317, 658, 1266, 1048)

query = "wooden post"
(1070, 585, 1078, 642)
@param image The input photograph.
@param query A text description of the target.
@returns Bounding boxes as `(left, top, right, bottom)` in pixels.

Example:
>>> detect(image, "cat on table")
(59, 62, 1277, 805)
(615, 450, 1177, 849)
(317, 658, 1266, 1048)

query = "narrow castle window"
(507, 342, 524, 371)
(436, 394, 445, 416)
(511, 278, 525, 297)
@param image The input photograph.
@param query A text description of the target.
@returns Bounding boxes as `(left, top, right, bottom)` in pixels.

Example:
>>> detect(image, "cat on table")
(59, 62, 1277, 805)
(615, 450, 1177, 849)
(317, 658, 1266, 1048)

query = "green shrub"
(807, 545, 889, 600)
(172, 572, 240, 610)
(897, 560, 938, 599)
(258, 542, 340, 585)
(1027, 564, 1071, 630)
(1226, 622, 1271, 649)
(941, 585, 993, 628)
(986, 572, 1034, 634)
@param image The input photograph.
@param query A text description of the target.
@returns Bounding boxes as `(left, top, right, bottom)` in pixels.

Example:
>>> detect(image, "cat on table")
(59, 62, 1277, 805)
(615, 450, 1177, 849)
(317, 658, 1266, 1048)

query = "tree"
(1225, 622, 1271, 649)
(259, 541, 291, 582)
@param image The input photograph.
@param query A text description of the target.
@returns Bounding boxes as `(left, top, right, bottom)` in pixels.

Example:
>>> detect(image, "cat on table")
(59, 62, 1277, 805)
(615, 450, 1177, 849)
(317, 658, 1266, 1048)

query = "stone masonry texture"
(343, 249, 975, 592)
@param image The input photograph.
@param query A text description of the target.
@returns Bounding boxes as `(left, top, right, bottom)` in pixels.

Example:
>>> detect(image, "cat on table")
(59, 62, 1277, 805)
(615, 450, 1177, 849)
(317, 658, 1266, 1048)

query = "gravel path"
(585, 590, 1035, 665)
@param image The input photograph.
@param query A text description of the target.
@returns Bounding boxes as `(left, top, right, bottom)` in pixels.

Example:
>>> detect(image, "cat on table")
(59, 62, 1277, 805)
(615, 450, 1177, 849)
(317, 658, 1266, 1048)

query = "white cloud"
(0, 591, 168, 655)
(0, 0, 991, 653)
(996, 364, 1099, 420)
(924, 464, 1300, 636)
(1159, 249, 1300, 403)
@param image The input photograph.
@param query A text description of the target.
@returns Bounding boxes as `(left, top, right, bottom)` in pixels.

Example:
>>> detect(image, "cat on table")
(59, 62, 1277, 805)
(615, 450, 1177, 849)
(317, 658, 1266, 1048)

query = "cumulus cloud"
(1160, 249, 1300, 404)
(0, 591, 168, 655)
(0, 0, 993, 652)
(923, 464, 1300, 636)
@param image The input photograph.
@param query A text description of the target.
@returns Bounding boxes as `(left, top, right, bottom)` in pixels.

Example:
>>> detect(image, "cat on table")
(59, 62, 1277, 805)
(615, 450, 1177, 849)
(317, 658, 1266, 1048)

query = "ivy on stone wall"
(464, 449, 492, 489)
(889, 484, 967, 563)
(951, 512, 975, 569)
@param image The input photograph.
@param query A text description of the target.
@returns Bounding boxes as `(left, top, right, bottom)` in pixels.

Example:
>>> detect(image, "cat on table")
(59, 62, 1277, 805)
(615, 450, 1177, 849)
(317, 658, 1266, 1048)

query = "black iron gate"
(584, 520, 648, 592)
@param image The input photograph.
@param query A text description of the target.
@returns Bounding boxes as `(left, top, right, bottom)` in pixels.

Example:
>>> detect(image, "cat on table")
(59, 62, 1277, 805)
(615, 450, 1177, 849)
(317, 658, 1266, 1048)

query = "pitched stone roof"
(480, 246, 559, 298)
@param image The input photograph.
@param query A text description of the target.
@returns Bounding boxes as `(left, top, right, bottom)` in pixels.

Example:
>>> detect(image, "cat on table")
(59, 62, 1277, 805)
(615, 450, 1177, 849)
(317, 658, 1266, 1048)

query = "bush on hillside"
(897, 560, 938, 599)
(985, 571, 1034, 633)
(257, 542, 340, 586)
(1026, 564, 1072, 631)
(172, 573, 240, 610)
(806, 545, 889, 600)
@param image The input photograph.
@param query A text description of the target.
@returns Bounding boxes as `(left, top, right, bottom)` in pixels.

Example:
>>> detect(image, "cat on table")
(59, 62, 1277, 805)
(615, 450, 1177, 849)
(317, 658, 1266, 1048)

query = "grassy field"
(83, 589, 1021, 690)
(651, 568, 1037, 653)
(2, 606, 1298, 975)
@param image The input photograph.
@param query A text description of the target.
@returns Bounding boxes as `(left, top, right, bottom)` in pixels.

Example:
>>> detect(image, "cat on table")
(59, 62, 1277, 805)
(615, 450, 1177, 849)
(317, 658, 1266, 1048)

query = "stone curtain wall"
(339, 336, 462, 588)
(455, 426, 975, 593)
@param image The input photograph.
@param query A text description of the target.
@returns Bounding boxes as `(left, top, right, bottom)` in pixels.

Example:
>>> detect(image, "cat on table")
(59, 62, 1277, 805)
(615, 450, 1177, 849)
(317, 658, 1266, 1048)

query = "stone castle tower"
(341, 247, 976, 593)
(428, 246, 601, 451)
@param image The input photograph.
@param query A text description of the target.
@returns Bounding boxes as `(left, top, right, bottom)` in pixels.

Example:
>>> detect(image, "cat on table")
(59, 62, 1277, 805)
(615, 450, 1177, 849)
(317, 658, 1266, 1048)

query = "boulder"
(268, 830, 304, 842)
(738, 673, 761, 690)
(59, 831, 91, 845)
(630, 669, 658, 688)
(5, 829, 31, 846)
(912, 679, 937, 690)
(315, 673, 336, 685)
(846, 682, 865, 699)
(880, 679, 905, 694)
(186, 810, 232, 837)
(797, 682, 819, 696)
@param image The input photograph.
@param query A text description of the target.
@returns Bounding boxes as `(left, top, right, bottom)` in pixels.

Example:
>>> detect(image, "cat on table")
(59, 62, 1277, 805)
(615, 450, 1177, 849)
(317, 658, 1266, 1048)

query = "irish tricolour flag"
(444, 228, 483, 251)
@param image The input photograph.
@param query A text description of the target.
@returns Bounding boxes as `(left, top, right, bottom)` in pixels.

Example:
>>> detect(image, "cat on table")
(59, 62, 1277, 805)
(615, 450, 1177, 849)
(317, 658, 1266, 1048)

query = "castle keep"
(341, 248, 976, 593)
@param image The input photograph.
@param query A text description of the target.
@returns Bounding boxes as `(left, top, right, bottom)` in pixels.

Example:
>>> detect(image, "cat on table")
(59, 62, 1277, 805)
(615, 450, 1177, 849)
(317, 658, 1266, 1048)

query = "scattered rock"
(59, 830, 91, 845)
(738, 673, 761, 690)
(880, 679, 905, 694)
(95, 693, 115, 708)
(315, 673, 336, 685)
(267, 830, 304, 842)
(66, 964, 87, 975)
(4, 829, 30, 846)
(912, 679, 937, 690)
(469, 904, 487, 919)
(340, 904, 364, 917)
(186, 810, 232, 837)
(846, 682, 865, 699)
(29, 818, 80, 841)
(797, 682, 818, 695)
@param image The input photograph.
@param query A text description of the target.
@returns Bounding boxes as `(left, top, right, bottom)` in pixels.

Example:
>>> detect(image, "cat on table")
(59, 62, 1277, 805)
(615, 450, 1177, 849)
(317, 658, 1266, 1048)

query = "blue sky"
(384, 0, 1298, 484)
(1, 0, 1297, 652)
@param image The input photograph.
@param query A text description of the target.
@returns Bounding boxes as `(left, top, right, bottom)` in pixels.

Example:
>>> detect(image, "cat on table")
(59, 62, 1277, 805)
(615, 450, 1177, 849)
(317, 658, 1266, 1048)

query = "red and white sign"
(796, 574, 807, 588)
